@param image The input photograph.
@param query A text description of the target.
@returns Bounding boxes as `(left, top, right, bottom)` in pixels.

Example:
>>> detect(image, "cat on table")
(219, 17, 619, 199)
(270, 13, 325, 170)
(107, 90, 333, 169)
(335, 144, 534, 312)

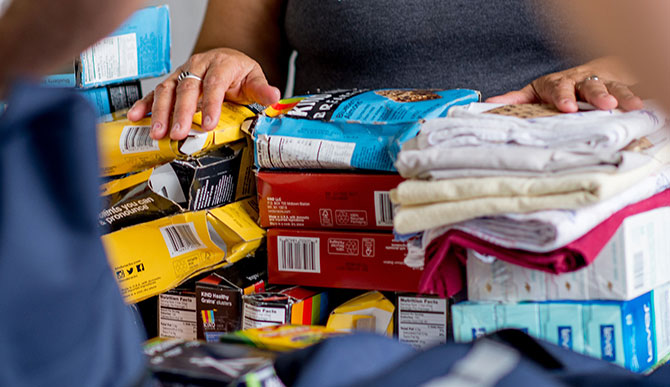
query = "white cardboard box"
(467, 207, 670, 302)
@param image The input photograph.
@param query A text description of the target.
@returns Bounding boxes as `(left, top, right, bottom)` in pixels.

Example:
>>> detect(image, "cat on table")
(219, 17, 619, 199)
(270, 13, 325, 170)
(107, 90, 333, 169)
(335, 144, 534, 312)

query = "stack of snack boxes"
(43, 6, 172, 116)
(248, 89, 482, 349)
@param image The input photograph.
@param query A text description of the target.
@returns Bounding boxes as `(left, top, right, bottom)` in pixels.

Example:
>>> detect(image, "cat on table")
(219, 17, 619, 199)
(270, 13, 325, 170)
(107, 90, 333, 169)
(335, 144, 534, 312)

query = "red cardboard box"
(257, 171, 404, 230)
(267, 229, 422, 292)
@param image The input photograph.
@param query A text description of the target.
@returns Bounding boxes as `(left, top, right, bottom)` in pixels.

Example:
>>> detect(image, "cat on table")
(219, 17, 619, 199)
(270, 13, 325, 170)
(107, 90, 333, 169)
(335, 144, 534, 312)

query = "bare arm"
(0, 0, 146, 87)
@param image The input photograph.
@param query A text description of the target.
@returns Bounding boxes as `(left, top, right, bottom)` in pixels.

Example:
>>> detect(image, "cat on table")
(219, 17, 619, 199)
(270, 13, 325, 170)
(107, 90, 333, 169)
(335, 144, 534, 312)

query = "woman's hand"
(127, 48, 281, 140)
(487, 57, 643, 112)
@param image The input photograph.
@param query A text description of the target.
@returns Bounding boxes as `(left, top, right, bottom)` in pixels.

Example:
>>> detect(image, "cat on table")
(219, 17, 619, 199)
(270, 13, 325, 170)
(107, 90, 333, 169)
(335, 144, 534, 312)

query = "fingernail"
(560, 99, 572, 105)
(599, 93, 609, 98)
(204, 116, 212, 128)
(171, 123, 181, 134)
(151, 122, 162, 135)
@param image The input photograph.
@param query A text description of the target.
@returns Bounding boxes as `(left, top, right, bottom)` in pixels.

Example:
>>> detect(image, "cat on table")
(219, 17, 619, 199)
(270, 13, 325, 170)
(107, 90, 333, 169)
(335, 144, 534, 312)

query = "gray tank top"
(284, 0, 574, 98)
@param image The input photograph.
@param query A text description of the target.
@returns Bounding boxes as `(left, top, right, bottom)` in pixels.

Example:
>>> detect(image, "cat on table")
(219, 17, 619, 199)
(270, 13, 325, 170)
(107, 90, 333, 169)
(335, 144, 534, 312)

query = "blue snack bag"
(253, 88, 480, 171)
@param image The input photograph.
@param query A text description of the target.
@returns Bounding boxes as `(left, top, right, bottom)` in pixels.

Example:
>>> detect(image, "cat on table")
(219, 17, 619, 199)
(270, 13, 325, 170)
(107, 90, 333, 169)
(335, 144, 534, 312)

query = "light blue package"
(453, 289, 661, 372)
(584, 293, 656, 372)
(652, 283, 670, 361)
(43, 6, 171, 89)
(583, 303, 625, 368)
(498, 303, 541, 338)
(253, 89, 480, 171)
(541, 304, 585, 354)
(452, 302, 496, 342)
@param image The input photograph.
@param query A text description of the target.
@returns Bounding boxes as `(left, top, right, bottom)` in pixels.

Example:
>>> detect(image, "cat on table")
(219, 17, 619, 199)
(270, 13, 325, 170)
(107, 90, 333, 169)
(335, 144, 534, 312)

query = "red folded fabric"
(419, 189, 670, 297)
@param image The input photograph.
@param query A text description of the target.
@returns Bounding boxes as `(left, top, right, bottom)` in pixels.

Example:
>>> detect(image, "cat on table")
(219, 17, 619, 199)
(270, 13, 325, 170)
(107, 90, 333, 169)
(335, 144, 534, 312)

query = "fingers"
(201, 62, 279, 131)
(170, 55, 211, 140)
(543, 78, 579, 113)
(127, 91, 153, 121)
(607, 82, 644, 111)
(136, 48, 283, 138)
(171, 78, 203, 140)
(149, 75, 178, 139)
(577, 79, 618, 110)
(486, 84, 539, 104)
(200, 63, 236, 132)
(242, 65, 281, 106)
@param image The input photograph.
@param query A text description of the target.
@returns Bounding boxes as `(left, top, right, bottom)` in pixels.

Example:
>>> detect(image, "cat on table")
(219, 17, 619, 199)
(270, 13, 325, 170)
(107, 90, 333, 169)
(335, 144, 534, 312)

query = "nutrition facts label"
(242, 304, 287, 329)
(81, 33, 139, 85)
(256, 135, 356, 169)
(398, 296, 448, 350)
(158, 293, 197, 340)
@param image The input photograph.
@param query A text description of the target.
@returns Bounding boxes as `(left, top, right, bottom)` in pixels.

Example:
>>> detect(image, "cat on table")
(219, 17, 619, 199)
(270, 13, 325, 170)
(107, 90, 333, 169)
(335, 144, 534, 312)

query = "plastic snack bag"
(252, 88, 480, 171)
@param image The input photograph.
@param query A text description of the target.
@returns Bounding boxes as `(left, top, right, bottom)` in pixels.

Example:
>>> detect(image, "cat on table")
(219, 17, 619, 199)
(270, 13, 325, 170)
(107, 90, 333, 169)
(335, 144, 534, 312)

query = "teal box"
(452, 289, 659, 373)
(584, 304, 625, 366)
(497, 303, 541, 338)
(541, 304, 585, 354)
(452, 302, 496, 343)
(583, 292, 657, 372)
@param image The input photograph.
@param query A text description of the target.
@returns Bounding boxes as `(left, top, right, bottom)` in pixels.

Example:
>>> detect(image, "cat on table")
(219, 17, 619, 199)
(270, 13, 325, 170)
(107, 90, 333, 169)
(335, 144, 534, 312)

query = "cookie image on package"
(485, 104, 562, 119)
(375, 89, 442, 103)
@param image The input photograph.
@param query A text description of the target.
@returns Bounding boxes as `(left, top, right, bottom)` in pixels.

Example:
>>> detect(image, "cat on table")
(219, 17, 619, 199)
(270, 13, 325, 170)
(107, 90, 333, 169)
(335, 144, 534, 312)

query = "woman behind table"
(128, 0, 644, 141)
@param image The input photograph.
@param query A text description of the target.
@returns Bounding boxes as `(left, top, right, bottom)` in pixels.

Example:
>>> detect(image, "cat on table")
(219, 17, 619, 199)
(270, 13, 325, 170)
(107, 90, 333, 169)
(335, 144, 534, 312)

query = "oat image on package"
(375, 89, 442, 103)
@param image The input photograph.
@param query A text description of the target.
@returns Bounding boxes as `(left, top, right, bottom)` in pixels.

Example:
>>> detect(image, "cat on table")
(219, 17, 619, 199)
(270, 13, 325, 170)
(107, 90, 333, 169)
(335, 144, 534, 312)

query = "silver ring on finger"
(576, 75, 601, 91)
(177, 71, 203, 83)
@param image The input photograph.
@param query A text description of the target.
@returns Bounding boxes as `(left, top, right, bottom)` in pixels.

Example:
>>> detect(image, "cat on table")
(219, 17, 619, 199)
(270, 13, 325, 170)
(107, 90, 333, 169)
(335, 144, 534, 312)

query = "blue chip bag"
(253, 88, 480, 171)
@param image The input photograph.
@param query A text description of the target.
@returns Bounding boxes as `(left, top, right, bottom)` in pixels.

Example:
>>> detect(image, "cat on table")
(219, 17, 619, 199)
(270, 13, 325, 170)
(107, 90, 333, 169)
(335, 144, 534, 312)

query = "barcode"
(374, 191, 394, 227)
(120, 126, 159, 154)
(633, 251, 645, 290)
(160, 223, 206, 258)
(277, 236, 320, 273)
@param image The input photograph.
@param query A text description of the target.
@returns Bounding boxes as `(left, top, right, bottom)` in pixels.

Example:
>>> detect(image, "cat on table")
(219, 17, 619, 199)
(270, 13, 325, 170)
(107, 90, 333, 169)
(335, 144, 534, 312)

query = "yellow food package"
(220, 325, 345, 352)
(326, 291, 395, 336)
(99, 140, 255, 233)
(101, 198, 265, 304)
(98, 103, 255, 177)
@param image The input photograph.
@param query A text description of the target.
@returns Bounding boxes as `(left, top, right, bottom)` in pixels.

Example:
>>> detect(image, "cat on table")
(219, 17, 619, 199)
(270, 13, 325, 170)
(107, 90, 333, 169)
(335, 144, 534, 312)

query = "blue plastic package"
(43, 6, 171, 88)
(253, 88, 480, 171)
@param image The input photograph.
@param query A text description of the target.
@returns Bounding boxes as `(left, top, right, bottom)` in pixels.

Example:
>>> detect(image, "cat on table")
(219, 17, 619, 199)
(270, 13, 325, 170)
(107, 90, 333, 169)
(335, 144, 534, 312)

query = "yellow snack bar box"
(98, 103, 255, 177)
(326, 291, 395, 336)
(101, 198, 265, 304)
(220, 325, 345, 352)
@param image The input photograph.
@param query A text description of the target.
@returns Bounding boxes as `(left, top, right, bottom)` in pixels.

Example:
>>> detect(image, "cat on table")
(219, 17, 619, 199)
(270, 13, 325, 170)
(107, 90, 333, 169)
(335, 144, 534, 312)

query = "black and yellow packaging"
(101, 198, 265, 304)
(99, 140, 255, 233)
(98, 103, 255, 177)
